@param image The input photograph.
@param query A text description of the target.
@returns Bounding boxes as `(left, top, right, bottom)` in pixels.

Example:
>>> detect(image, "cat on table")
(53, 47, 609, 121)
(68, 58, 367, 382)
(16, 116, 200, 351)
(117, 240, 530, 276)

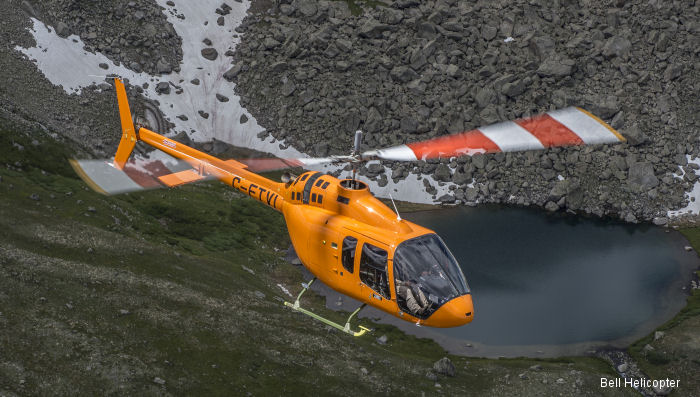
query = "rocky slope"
(23, 0, 182, 75)
(230, 0, 699, 223)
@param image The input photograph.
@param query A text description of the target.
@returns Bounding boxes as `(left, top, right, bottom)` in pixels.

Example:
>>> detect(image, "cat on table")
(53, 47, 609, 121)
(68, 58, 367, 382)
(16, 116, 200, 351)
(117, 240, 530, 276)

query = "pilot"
(396, 279, 430, 315)
(420, 266, 448, 286)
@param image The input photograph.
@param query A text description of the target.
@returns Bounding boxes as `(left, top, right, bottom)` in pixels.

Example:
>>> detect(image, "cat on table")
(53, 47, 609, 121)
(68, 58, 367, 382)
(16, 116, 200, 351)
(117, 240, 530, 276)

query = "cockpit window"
(393, 234, 469, 318)
(359, 243, 390, 299)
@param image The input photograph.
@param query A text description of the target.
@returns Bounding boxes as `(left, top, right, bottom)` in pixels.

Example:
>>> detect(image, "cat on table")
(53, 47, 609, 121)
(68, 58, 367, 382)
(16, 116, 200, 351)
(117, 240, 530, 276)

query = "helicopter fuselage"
(133, 126, 474, 328)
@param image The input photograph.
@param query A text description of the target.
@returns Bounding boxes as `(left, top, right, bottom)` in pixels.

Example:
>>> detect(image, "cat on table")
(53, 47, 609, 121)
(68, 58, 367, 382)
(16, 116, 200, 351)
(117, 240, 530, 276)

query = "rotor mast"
(351, 130, 362, 189)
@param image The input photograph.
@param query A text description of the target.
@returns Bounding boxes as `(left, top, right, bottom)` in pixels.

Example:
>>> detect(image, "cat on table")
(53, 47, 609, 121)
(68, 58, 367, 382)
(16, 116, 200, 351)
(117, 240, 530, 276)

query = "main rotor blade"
(363, 107, 626, 161)
(239, 156, 349, 173)
(70, 157, 214, 195)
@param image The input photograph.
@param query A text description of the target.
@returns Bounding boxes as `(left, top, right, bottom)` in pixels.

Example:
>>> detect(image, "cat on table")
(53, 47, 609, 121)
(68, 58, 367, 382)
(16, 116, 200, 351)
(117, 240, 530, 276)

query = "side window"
(341, 236, 357, 273)
(359, 243, 390, 299)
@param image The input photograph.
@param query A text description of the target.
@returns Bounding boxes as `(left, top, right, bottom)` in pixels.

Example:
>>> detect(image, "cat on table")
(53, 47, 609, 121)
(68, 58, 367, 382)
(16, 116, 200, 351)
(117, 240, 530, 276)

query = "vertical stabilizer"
(113, 78, 137, 170)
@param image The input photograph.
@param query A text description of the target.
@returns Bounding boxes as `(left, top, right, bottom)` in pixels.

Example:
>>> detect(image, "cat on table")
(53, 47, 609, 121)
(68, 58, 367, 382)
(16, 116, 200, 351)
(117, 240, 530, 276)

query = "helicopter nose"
(422, 294, 474, 328)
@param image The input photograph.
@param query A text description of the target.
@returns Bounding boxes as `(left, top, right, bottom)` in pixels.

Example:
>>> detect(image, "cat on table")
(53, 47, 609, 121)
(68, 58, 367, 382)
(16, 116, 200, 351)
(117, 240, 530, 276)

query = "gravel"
(31, 0, 182, 75)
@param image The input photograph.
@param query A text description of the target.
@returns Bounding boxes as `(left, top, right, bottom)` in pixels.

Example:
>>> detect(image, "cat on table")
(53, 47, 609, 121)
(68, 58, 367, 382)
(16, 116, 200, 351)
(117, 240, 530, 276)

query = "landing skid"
(284, 278, 370, 337)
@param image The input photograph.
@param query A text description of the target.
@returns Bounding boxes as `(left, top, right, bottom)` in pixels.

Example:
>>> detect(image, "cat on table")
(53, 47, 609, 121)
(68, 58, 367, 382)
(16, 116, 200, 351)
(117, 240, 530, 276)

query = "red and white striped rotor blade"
(365, 107, 626, 161)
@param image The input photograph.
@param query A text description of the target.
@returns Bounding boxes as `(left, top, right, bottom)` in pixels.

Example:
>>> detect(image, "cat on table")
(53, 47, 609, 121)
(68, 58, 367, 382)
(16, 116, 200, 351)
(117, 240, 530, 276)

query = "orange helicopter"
(71, 78, 625, 336)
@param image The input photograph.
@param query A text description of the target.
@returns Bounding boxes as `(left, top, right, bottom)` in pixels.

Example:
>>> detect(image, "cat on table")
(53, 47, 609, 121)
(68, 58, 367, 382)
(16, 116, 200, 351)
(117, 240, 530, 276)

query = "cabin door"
(357, 240, 392, 304)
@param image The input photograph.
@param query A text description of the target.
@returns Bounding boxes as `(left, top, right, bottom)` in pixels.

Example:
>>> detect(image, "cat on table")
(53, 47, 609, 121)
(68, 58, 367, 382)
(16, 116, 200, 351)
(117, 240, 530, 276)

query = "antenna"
(389, 194, 401, 221)
(351, 130, 363, 189)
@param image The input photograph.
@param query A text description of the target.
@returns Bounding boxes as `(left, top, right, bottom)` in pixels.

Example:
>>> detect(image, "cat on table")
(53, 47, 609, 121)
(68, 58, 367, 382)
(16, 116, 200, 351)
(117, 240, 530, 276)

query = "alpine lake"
(316, 204, 699, 357)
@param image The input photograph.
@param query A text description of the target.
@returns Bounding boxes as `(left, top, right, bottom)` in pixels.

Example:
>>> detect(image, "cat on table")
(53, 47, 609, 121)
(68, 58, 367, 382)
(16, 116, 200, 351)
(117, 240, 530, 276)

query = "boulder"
(390, 66, 419, 83)
(378, 7, 404, 25)
(621, 125, 647, 146)
(652, 217, 668, 226)
(474, 87, 495, 109)
(664, 64, 682, 81)
(223, 64, 243, 81)
(452, 170, 471, 185)
(173, 131, 191, 145)
(263, 37, 281, 49)
(296, 0, 317, 17)
(56, 22, 70, 38)
(201, 47, 218, 60)
(548, 179, 582, 208)
(545, 201, 559, 212)
(587, 96, 619, 119)
(481, 25, 497, 40)
(472, 153, 486, 169)
(433, 357, 456, 377)
(502, 79, 527, 98)
(464, 187, 479, 202)
(537, 56, 574, 77)
(400, 117, 418, 134)
(602, 36, 631, 59)
(358, 18, 391, 39)
(438, 194, 455, 203)
(155, 82, 170, 94)
(156, 59, 171, 74)
(529, 36, 555, 60)
(627, 162, 659, 192)
(434, 164, 451, 182)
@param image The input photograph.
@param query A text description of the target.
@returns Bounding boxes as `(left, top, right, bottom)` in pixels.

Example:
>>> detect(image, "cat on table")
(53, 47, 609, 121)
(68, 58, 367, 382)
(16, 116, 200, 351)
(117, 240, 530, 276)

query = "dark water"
(403, 206, 696, 347)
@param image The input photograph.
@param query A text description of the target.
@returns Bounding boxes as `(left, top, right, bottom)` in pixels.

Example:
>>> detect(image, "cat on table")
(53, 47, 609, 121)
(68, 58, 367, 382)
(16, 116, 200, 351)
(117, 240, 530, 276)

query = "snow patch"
(14, 2, 298, 157)
(668, 155, 700, 217)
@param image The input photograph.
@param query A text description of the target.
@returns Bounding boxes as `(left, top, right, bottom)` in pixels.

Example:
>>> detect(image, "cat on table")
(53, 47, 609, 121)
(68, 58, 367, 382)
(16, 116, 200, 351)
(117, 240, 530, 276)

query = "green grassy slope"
(0, 118, 638, 396)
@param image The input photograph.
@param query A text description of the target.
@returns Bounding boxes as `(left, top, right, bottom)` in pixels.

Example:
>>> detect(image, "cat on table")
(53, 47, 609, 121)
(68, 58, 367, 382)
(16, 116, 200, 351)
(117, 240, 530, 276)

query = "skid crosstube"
(284, 278, 369, 337)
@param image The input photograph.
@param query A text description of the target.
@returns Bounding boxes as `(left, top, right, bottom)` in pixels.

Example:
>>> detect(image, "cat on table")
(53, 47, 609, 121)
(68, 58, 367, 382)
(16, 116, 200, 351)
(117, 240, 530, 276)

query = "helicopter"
(71, 78, 625, 336)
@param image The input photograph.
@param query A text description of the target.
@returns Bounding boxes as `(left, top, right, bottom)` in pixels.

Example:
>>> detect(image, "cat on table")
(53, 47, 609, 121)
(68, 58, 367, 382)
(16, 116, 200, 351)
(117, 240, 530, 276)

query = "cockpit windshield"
(393, 234, 469, 319)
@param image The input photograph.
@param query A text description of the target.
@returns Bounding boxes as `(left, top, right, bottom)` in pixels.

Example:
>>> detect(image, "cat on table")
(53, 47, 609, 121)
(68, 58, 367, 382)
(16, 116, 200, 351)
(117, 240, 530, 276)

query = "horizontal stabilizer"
(158, 169, 207, 187)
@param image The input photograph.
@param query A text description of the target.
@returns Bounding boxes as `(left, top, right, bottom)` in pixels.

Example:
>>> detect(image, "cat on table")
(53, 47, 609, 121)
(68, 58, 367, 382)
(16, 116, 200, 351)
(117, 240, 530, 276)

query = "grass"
(0, 117, 644, 396)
